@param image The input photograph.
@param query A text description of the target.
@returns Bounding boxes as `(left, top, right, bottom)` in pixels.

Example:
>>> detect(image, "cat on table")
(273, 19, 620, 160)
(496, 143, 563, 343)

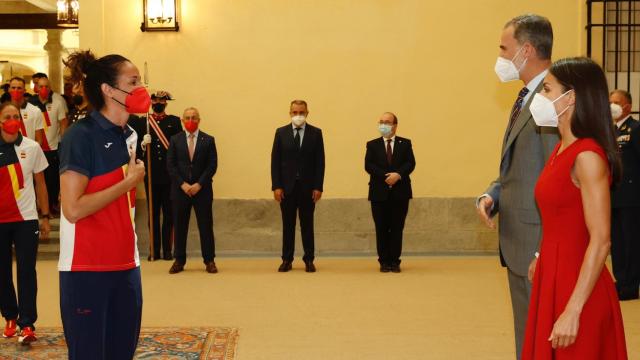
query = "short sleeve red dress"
(522, 138, 627, 360)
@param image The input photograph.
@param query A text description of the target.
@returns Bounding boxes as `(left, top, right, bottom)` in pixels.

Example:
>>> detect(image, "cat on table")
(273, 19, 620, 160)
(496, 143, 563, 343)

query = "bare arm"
(549, 151, 611, 349)
(34, 171, 50, 239)
(60, 152, 145, 223)
(34, 171, 49, 215)
(35, 129, 45, 146)
(568, 151, 612, 310)
(60, 117, 69, 136)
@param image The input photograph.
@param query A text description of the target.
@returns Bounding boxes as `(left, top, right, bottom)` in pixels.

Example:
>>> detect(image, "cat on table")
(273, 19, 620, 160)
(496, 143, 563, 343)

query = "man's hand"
(312, 190, 322, 203)
(273, 188, 284, 203)
(181, 182, 192, 196)
(476, 195, 495, 229)
(188, 183, 202, 196)
(39, 217, 50, 241)
(528, 257, 538, 283)
(385, 172, 401, 186)
(180, 182, 192, 197)
(126, 149, 145, 187)
(141, 134, 152, 147)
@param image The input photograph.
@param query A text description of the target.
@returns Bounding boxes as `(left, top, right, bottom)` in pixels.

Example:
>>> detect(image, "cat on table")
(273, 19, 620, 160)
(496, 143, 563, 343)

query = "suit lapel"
(192, 133, 205, 161)
(392, 137, 403, 164)
(180, 132, 189, 159)
(378, 137, 387, 161)
(283, 125, 295, 150)
(501, 81, 543, 160)
(299, 125, 311, 151)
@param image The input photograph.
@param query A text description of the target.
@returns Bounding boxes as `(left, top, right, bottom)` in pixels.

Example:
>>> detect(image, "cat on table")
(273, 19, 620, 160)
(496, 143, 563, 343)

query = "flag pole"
(144, 61, 155, 261)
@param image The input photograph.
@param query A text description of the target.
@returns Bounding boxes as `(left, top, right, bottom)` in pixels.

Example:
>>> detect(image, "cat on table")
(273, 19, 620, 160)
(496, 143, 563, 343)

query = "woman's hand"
(548, 308, 580, 349)
(39, 217, 50, 241)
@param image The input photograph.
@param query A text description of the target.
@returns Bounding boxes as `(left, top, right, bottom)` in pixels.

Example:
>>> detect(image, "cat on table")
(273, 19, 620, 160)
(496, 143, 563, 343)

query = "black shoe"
(205, 261, 218, 274)
(169, 261, 184, 274)
(380, 264, 390, 273)
(390, 264, 401, 273)
(163, 254, 173, 261)
(304, 261, 316, 273)
(278, 261, 292, 272)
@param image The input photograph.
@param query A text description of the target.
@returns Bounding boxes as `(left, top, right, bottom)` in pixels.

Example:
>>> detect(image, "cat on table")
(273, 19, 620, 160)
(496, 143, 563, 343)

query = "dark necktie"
(506, 87, 530, 136)
(386, 139, 393, 164)
(294, 127, 302, 149)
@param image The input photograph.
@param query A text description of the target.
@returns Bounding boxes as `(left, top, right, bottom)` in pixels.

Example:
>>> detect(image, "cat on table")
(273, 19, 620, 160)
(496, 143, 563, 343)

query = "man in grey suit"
(476, 14, 558, 360)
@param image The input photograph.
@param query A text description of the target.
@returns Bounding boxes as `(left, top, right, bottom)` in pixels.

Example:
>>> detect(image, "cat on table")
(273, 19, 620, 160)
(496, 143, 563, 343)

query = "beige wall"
(79, 0, 585, 199)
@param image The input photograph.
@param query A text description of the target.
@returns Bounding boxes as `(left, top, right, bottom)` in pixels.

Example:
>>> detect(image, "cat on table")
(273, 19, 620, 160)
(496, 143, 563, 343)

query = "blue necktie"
(506, 87, 530, 137)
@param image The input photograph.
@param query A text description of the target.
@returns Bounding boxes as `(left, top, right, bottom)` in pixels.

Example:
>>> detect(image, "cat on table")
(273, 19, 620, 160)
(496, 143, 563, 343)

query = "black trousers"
(0, 220, 39, 329)
(43, 150, 59, 209)
(172, 190, 215, 265)
(371, 199, 409, 266)
(280, 181, 315, 262)
(611, 207, 640, 292)
(60, 267, 142, 360)
(144, 181, 173, 258)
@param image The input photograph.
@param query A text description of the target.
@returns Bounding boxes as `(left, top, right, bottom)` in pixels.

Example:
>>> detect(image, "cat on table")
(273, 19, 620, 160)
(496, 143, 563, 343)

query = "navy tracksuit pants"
(60, 267, 143, 360)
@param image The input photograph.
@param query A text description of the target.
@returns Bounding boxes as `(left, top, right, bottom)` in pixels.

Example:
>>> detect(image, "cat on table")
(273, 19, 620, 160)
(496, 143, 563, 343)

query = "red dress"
(522, 138, 627, 360)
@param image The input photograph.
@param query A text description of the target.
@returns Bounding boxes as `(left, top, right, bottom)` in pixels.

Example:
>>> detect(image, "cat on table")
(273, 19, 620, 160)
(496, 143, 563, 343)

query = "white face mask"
(494, 46, 527, 83)
(291, 115, 306, 127)
(610, 103, 623, 121)
(529, 90, 573, 127)
(378, 124, 393, 137)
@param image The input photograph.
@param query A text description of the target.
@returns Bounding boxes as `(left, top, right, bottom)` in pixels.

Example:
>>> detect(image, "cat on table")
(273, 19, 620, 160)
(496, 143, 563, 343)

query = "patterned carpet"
(0, 327, 239, 359)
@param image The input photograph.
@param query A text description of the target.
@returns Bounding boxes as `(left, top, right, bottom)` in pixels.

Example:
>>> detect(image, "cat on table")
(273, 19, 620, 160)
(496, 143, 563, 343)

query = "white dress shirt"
(523, 70, 548, 105)
(185, 129, 199, 148)
(292, 122, 306, 144)
(382, 135, 396, 153)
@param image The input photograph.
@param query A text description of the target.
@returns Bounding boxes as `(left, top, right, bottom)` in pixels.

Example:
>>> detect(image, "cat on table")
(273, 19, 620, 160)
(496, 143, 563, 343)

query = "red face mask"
(9, 90, 24, 103)
(2, 119, 21, 135)
(184, 120, 199, 133)
(113, 86, 151, 114)
(38, 87, 50, 99)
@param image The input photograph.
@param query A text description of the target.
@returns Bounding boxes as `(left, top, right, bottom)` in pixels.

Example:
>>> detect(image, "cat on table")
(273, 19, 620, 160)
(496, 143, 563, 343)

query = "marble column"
(44, 29, 63, 93)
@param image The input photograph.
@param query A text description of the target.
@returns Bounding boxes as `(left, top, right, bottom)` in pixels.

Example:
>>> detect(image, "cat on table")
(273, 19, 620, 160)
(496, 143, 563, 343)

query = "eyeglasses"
(2, 114, 21, 120)
(378, 121, 395, 125)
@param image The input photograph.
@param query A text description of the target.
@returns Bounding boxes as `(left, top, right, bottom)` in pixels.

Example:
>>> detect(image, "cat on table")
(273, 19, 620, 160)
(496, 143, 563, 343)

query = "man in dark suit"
(166, 107, 218, 274)
(365, 112, 415, 273)
(129, 91, 182, 261)
(271, 99, 325, 273)
(610, 89, 640, 300)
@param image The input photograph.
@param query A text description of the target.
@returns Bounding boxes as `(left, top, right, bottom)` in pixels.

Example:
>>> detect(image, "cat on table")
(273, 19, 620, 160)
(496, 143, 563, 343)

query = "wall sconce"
(141, 0, 179, 32)
(56, 0, 79, 28)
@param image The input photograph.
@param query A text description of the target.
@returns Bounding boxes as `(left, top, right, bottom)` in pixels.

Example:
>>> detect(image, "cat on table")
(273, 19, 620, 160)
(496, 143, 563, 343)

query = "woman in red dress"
(522, 57, 627, 359)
